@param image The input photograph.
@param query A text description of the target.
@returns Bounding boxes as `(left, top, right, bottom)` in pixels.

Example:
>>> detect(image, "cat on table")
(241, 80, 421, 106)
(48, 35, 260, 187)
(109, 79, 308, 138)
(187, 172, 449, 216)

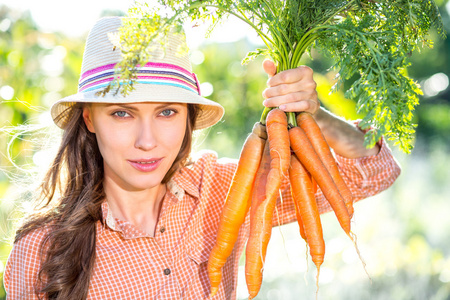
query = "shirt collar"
(101, 201, 117, 231)
(100, 201, 152, 239)
(169, 168, 200, 201)
(99, 167, 200, 236)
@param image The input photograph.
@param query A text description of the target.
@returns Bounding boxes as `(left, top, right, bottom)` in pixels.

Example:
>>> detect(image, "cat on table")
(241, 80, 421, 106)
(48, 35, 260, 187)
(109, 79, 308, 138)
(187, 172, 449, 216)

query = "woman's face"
(83, 102, 188, 192)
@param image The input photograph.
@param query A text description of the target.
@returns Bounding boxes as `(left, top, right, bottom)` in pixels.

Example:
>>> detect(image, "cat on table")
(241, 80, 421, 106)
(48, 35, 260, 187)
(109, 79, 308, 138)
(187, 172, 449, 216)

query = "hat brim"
(51, 83, 224, 131)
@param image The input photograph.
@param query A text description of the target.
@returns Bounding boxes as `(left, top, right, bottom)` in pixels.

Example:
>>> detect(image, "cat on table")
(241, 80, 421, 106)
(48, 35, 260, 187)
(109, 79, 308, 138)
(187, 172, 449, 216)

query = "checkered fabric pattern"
(4, 139, 400, 300)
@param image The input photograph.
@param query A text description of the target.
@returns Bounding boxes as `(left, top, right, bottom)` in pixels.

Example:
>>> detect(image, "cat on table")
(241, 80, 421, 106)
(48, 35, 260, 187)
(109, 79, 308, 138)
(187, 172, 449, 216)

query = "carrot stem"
(287, 112, 297, 128)
(260, 106, 273, 125)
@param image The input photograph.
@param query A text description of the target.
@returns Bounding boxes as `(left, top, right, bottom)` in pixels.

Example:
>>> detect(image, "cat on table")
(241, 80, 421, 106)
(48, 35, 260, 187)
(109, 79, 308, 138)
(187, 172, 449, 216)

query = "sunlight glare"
(423, 72, 449, 97)
(0, 85, 14, 100)
(200, 82, 214, 97)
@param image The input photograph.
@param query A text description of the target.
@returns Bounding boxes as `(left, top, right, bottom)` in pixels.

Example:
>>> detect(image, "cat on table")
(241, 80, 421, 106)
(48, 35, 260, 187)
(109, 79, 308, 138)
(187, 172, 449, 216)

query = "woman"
(4, 16, 400, 299)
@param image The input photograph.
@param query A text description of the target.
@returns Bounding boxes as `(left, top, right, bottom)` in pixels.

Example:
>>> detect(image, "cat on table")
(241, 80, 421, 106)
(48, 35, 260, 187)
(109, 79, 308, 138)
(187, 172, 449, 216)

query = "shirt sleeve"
(4, 229, 47, 299)
(315, 137, 401, 213)
(275, 137, 401, 225)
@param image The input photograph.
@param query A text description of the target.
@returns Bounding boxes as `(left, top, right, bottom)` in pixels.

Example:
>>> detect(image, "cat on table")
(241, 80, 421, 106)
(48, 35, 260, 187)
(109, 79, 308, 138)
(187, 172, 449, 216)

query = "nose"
(134, 120, 157, 151)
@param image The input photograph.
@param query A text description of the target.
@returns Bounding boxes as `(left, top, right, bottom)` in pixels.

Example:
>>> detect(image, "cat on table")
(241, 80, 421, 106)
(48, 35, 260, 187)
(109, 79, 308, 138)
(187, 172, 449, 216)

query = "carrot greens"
(108, 0, 444, 153)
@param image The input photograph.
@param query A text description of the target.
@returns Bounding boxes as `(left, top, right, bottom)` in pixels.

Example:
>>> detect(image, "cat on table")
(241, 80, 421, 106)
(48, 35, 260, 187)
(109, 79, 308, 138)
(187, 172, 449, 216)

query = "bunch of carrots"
(207, 109, 356, 299)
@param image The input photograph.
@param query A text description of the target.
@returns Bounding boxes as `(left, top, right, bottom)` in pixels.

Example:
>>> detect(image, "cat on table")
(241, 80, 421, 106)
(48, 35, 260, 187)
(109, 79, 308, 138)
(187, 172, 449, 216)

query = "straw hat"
(50, 16, 224, 130)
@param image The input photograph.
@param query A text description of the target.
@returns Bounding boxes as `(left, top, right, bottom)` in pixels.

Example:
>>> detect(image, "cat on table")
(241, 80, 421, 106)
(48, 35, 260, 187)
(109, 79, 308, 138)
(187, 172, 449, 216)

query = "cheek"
(94, 127, 132, 159)
(160, 122, 187, 152)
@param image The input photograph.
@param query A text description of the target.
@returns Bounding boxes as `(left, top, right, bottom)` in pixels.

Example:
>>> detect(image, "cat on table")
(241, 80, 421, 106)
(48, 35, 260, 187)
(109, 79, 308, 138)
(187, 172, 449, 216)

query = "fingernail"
(279, 104, 286, 110)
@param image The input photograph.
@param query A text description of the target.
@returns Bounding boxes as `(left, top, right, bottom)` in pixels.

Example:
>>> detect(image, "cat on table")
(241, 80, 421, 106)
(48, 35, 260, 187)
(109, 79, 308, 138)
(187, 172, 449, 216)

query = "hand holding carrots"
(261, 59, 320, 115)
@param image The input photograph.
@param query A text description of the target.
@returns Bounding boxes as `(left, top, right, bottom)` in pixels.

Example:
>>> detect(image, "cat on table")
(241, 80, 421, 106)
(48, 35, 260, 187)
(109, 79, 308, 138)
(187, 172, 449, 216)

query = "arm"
(314, 107, 380, 158)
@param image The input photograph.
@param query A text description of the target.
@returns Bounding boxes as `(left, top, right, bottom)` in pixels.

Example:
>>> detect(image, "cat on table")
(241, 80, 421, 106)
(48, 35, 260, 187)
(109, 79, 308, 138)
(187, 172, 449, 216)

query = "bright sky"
(1, 0, 262, 48)
(2, 0, 131, 36)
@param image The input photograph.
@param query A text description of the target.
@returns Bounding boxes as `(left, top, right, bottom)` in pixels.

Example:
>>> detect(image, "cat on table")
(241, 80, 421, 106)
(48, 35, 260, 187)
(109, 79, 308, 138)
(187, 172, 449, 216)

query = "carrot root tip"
(315, 267, 321, 300)
(209, 287, 219, 299)
(348, 231, 372, 284)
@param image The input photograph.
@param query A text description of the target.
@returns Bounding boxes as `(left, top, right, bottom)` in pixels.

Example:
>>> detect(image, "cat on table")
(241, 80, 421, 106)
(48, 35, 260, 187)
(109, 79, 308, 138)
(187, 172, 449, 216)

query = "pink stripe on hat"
(80, 63, 116, 81)
(144, 62, 193, 77)
(78, 62, 200, 94)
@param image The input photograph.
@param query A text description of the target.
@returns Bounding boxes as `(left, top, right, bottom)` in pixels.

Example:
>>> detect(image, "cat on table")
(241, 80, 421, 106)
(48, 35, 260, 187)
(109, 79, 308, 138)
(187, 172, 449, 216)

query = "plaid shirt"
(4, 139, 401, 300)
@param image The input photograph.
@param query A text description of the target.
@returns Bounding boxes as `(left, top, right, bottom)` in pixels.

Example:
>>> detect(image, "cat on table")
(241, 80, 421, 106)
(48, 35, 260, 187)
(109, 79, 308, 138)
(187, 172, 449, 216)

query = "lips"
(128, 158, 163, 172)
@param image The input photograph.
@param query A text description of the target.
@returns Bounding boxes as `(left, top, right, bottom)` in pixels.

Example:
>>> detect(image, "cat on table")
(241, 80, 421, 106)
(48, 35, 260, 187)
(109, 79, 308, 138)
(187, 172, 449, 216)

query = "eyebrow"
(104, 104, 138, 111)
(104, 103, 185, 110)
(154, 103, 185, 109)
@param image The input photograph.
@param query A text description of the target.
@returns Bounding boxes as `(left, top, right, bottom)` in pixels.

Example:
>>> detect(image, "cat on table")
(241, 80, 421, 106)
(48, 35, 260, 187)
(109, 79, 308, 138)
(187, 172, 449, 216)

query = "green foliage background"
(0, 2, 450, 299)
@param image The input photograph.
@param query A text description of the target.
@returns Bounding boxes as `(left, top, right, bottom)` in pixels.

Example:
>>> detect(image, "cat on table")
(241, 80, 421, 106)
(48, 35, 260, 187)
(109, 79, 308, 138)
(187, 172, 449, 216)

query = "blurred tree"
(0, 6, 84, 299)
(0, 5, 84, 169)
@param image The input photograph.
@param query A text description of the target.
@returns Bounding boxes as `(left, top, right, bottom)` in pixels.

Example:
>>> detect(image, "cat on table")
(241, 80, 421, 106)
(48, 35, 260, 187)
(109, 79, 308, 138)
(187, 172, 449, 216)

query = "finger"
(263, 90, 318, 107)
(267, 65, 313, 87)
(278, 99, 320, 115)
(262, 59, 277, 78)
(262, 78, 316, 99)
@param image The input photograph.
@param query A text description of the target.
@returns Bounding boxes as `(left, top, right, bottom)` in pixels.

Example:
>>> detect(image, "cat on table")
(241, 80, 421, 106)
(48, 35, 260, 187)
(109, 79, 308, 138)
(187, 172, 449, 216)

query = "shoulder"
(16, 225, 49, 246)
(180, 150, 238, 184)
(8, 226, 49, 265)
(191, 150, 238, 168)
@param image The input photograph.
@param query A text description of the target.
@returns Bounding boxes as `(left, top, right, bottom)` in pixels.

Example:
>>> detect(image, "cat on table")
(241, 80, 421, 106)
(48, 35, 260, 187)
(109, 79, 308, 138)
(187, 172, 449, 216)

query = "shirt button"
(160, 226, 165, 233)
(164, 268, 171, 275)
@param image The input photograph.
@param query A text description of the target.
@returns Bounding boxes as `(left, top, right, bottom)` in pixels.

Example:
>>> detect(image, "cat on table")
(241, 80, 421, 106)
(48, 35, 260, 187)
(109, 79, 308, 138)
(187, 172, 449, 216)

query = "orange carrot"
(294, 117, 369, 282)
(293, 195, 307, 242)
(297, 112, 354, 217)
(208, 122, 266, 298)
(289, 154, 325, 271)
(311, 175, 318, 194)
(248, 139, 272, 229)
(266, 109, 291, 201)
(289, 157, 307, 242)
(245, 109, 290, 299)
(289, 126, 351, 234)
(245, 139, 271, 299)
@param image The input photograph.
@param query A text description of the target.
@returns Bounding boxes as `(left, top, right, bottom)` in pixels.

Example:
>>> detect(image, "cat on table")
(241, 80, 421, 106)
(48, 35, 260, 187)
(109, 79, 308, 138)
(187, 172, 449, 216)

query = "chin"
(133, 176, 166, 190)
(129, 181, 162, 191)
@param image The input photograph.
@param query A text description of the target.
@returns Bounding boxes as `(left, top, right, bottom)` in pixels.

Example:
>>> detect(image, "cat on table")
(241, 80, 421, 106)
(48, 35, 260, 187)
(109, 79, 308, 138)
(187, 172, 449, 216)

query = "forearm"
(314, 107, 380, 158)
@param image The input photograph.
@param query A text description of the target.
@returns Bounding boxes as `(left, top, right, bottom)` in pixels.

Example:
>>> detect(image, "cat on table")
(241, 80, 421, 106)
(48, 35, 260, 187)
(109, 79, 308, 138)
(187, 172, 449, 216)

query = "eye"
(112, 111, 130, 118)
(160, 109, 176, 117)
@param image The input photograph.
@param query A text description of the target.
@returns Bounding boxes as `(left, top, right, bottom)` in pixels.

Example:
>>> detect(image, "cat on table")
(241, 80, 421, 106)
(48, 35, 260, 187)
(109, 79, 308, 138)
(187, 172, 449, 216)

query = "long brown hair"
(14, 103, 199, 299)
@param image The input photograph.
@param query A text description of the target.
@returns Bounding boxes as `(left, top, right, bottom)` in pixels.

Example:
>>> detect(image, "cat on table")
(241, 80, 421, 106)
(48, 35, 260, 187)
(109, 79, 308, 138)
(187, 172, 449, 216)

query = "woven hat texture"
(51, 16, 224, 130)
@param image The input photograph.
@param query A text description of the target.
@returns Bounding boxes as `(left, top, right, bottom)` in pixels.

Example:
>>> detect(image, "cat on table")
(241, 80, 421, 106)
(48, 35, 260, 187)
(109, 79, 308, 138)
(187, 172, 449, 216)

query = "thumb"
(262, 59, 277, 78)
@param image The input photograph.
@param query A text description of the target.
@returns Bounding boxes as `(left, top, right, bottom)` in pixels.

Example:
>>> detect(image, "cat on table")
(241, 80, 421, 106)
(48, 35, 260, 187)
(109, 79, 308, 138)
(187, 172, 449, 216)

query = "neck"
(103, 178, 167, 236)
